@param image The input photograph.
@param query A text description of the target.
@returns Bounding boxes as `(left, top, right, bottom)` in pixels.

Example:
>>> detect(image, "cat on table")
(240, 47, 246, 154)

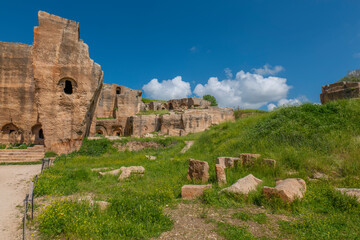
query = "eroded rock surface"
(263, 178, 306, 202)
(320, 81, 360, 104)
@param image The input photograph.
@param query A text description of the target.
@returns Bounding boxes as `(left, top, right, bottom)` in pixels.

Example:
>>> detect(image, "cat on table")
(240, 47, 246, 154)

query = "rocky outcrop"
(181, 184, 212, 200)
(221, 174, 262, 195)
(187, 159, 209, 183)
(320, 81, 360, 104)
(263, 178, 306, 202)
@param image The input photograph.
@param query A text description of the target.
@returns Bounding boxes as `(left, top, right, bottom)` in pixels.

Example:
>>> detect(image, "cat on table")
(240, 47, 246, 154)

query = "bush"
(77, 138, 116, 156)
(203, 94, 218, 106)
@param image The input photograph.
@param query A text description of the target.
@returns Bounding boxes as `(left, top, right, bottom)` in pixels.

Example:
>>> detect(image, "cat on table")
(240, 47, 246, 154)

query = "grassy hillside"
(32, 99, 360, 240)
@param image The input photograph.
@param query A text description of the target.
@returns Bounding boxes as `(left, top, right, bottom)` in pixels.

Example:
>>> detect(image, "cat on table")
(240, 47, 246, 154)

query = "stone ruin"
(0, 11, 103, 154)
(0, 11, 234, 154)
(320, 81, 360, 104)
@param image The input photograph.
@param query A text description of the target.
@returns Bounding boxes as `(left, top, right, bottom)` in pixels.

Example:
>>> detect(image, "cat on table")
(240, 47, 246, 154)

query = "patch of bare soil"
(153, 202, 295, 240)
(0, 164, 41, 240)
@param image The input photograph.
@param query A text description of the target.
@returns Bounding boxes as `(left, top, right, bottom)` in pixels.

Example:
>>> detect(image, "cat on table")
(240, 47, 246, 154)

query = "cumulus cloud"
(142, 76, 191, 100)
(267, 97, 307, 111)
(252, 64, 284, 76)
(194, 69, 291, 108)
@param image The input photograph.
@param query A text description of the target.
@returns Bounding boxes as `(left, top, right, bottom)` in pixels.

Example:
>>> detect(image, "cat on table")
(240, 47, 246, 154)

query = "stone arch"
(31, 124, 44, 145)
(1, 123, 19, 134)
(96, 125, 108, 136)
(58, 78, 78, 95)
(112, 127, 123, 136)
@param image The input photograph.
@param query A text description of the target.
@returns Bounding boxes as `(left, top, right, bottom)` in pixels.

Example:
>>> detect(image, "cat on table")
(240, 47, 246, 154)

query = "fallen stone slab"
(263, 178, 306, 202)
(221, 174, 262, 195)
(216, 157, 241, 168)
(240, 153, 261, 165)
(118, 166, 145, 180)
(215, 164, 226, 186)
(91, 167, 110, 172)
(187, 158, 209, 183)
(145, 155, 156, 160)
(99, 169, 122, 176)
(180, 141, 195, 153)
(181, 184, 212, 200)
(336, 188, 360, 202)
(263, 159, 276, 167)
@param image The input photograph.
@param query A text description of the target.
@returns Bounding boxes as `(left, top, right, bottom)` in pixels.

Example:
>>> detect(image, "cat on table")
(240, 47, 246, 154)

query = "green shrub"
(77, 138, 116, 156)
(44, 151, 57, 158)
(203, 94, 218, 106)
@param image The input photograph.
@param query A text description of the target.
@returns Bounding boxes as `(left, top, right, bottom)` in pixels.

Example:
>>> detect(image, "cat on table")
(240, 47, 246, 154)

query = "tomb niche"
(57, 78, 78, 95)
(31, 124, 44, 145)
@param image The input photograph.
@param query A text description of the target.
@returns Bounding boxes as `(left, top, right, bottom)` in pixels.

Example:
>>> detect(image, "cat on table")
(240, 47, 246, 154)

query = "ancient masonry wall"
(0, 11, 103, 154)
(320, 81, 360, 104)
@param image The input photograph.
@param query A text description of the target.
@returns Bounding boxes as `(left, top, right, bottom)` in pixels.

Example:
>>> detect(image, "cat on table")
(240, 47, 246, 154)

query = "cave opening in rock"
(116, 87, 121, 95)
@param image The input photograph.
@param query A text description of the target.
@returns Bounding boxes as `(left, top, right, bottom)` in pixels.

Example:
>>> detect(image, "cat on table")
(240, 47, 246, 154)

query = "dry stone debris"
(216, 157, 241, 168)
(187, 159, 209, 183)
(215, 164, 226, 186)
(180, 141, 194, 153)
(181, 184, 212, 200)
(240, 153, 261, 165)
(336, 188, 360, 202)
(263, 178, 306, 202)
(145, 155, 156, 160)
(263, 159, 276, 167)
(220, 174, 262, 195)
(118, 166, 145, 180)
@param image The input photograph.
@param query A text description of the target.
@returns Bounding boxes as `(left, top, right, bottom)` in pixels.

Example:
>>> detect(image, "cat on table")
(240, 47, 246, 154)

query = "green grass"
(44, 151, 57, 158)
(136, 109, 170, 115)
(234, 109, 267, 119)
(141, 98, 167, 104)
(33, 99, 360, 239)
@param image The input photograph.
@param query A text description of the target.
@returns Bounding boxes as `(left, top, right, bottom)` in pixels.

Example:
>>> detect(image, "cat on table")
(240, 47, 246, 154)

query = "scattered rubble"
(145, 155, 157, 160)
(114, 141, 163, 152)
(118, 166, 145, 180)
(180, 141, 195, 153)
(221, 174, 262, 195)
(181, 184, 212, 200)
(187, 159, 209, 183)
(263, 159, 276, 167)
(240, 153, 261, 165)
(336, 188, 360, 202)
(216, 157, 241, 168)
(215, 164, 227, 186)
(263, 178, 306, 202)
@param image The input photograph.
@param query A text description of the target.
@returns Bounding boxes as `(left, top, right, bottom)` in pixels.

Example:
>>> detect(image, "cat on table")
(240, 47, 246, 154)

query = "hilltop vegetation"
(32, 99, 360, 240)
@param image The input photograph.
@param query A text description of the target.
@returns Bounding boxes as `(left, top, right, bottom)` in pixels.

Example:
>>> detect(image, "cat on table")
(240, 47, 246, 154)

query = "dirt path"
(0, 165, 41, 240)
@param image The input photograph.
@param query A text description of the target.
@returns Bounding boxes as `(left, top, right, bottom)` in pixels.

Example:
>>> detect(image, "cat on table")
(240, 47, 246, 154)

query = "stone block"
(215, 164, 226, 186)
(187, 158, 209, 183)
(263, 178, 306, 202)
(181, 184, 212, 200)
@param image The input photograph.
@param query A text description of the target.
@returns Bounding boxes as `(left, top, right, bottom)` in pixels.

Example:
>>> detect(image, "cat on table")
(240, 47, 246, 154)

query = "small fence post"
(23, 194, 29, 240)
(31, 175, 38, 219)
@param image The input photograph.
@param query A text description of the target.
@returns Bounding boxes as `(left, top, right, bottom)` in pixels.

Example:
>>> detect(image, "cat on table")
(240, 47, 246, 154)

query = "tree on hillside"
(203, 94, 218, 106)
(338, 69, 360, 82)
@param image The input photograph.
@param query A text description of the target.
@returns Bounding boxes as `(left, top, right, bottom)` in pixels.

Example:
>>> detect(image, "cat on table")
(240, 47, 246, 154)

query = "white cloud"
(190, 46, 197, 53)
(252, 64, 284, 76)
(194, 69, 291, 108)
(267, 97, 307, 111)
(224, 68, 233, 79)
(142, 76, 191, 100)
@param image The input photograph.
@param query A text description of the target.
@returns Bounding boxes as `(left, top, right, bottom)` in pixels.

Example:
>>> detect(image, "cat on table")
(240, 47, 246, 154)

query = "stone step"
(0, 152, 45, 155)
(0, 145, 45, 162)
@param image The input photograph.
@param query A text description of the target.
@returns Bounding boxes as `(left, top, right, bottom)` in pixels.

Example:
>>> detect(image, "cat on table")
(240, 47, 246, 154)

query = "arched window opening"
(97, 130, 103, 135)
(31, 124, 44, 145)
(64, 80, 73, 94)
(116, 87, 121, 95)
(1, 123, 19, 134)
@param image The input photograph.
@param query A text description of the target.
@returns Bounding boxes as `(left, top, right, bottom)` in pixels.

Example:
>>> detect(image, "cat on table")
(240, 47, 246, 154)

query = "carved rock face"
(0, 11, 103, 154)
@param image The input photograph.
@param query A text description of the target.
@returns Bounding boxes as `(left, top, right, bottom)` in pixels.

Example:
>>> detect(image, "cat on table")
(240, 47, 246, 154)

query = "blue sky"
(1, 0, 360, 109)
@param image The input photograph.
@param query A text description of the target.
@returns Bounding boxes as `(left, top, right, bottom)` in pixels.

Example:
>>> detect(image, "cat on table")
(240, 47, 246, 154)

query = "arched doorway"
(31, 124, 44, 145)
(1, 123, 20, 144)
(112, 127, 123, 136)
(96, 125, 108, 136)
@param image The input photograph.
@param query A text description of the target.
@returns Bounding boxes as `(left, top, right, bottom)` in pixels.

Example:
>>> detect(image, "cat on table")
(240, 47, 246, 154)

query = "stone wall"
(0, 11, 103, 154)
(320, 81, 360, 104)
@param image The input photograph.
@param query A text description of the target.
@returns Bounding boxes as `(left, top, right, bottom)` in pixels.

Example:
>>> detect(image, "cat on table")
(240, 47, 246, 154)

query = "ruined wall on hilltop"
(320, 81, 360, 104)
(94, 83, 142, 136)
